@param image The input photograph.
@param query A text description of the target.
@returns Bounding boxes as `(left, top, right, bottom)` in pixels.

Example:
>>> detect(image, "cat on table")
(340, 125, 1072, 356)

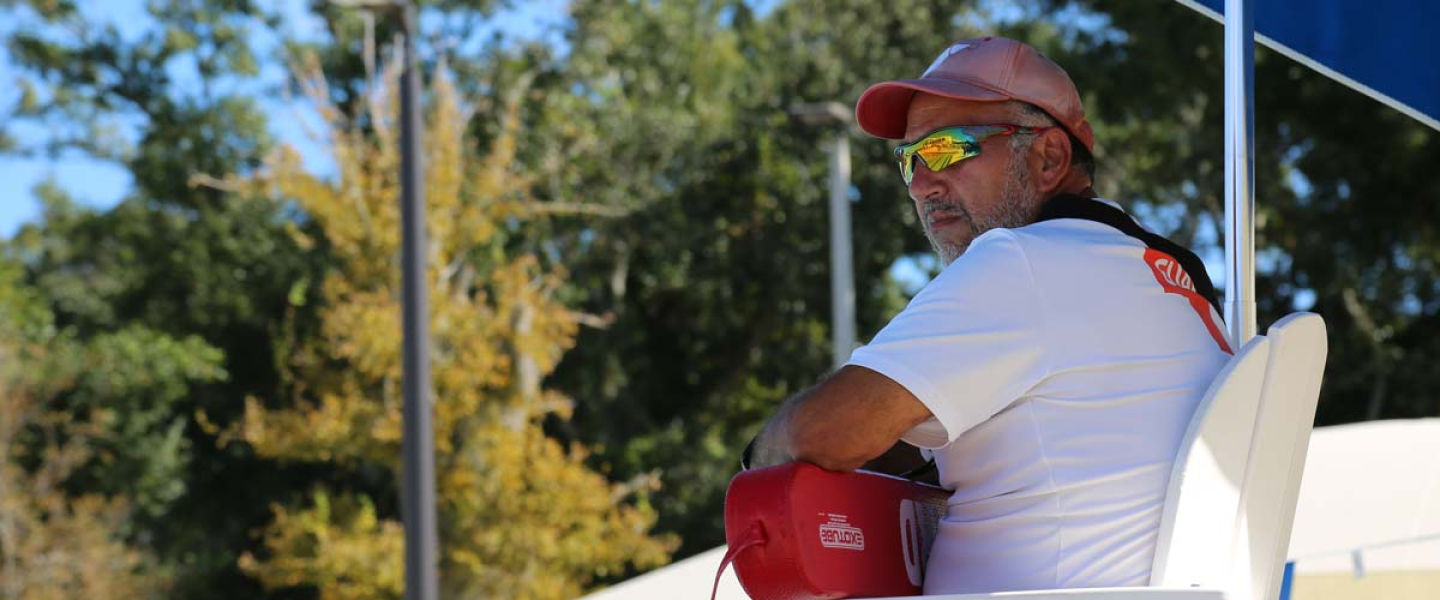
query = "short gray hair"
(1008, 102, 1096, 182)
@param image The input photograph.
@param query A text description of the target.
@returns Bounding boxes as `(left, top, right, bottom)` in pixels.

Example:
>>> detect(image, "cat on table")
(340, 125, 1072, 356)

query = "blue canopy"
(1178, 0, 1440, 131)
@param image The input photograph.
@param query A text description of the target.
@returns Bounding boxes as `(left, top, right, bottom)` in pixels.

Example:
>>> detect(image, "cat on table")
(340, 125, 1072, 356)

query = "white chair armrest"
(860, 588, 1228, 600)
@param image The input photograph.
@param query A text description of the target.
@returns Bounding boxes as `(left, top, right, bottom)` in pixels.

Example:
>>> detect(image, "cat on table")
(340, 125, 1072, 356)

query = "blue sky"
(0, 0, 569, 238)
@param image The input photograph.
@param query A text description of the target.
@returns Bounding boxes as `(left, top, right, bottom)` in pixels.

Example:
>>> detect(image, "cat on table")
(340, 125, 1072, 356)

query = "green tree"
(227, 56, 673, 599)
(0, 228, 210, 599)
(3, 2, 328, 596)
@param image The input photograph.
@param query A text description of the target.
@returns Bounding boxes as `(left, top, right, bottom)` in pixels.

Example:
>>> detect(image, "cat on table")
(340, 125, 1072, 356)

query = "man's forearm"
(746, 385, 875, 472)
(742, 365, 932, 472)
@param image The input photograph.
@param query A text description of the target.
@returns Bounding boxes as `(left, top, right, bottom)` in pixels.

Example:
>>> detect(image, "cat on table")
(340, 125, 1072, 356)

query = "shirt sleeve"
(846, 229, 1051, 448)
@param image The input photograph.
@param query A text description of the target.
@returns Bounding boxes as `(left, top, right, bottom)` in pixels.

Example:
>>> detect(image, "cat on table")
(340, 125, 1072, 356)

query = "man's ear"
(1030, 127, 1073, 194)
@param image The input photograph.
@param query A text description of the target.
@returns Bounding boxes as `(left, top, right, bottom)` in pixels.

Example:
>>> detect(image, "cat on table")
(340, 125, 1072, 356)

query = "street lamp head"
(329, 0, 409, 10)
(789, 101, 853, 126)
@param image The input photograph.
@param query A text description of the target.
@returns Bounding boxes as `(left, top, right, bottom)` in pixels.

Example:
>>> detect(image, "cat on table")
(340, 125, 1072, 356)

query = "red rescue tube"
(720, 462, 950, 600)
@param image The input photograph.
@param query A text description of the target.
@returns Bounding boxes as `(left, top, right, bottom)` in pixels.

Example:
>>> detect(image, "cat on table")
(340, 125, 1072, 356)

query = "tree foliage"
(2, 2, 331, 596)
(0, 249, 178, 599)
(226, 53, 673, 599)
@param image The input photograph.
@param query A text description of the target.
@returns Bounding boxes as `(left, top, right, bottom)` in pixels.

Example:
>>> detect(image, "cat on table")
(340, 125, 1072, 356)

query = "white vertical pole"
(1224, 0, 1258, 345)
(829, 133, 857, 369)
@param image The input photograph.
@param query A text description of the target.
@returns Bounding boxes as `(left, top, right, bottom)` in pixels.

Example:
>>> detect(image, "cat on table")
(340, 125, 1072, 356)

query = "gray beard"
(925, 157, 1043, 266)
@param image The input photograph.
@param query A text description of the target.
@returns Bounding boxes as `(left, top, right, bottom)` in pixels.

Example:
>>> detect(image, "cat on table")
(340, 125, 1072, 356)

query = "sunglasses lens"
(896, 152, 915, 184)
(895, 128, 981, 184)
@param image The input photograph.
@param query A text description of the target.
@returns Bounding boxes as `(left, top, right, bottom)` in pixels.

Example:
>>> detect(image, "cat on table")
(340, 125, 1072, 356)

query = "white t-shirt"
(846, 204, 1231, 594)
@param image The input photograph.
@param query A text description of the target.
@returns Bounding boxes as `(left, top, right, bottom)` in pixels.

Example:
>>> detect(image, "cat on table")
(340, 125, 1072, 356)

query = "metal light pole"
(825, 132, 856, 370)
(331, 2, 438, 599)
(396, 4, 439, 599)
(1224, 0, 1258, 345)
(790, 102, 856, 370)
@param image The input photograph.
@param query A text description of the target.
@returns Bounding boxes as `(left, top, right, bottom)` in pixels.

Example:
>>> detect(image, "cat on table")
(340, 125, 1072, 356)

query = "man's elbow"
(791, 434, 884, 473)
(800, 454, 868, 472)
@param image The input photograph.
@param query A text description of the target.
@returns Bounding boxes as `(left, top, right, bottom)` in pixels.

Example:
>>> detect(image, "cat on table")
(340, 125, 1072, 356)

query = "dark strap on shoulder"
(1036, 194, 1223, 316)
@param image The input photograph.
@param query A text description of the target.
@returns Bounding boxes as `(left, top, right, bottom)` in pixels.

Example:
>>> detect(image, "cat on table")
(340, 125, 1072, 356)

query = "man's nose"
(908, 160, 944, 201)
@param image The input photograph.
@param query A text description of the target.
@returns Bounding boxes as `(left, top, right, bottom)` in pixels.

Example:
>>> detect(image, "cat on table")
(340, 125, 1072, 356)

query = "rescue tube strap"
(712, 522, 766, 600)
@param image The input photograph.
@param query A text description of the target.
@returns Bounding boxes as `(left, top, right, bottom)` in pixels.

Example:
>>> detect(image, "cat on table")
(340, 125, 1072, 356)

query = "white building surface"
(580, 419, 1440, 600)
(579, 545, 743, 600)
(1285, 418, 1440, 599)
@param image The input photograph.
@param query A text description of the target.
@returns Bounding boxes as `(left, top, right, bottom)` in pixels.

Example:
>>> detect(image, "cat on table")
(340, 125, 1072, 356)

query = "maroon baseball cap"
(855, 36, 1094, 151)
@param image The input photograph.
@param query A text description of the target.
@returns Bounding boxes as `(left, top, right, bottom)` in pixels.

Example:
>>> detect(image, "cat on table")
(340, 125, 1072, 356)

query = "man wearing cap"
(745, 36, 1232, 593)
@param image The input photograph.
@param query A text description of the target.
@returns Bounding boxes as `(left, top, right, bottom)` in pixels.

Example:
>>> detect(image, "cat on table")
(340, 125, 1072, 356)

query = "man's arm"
(748, 364, 934, 472)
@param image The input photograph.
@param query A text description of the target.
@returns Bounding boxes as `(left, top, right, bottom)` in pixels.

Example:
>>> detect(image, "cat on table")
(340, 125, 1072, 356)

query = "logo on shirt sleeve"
(1144, 248, 1233, 354)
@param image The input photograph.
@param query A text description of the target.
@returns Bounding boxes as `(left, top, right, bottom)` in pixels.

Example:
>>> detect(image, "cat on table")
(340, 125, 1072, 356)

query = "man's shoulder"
(1005, 210, 1143, 258)
(943, 228, 1033, 273)
(1013, 213, 1128, 240)
(922, 229, 1041, 301)
(941, 221, 1117, 281)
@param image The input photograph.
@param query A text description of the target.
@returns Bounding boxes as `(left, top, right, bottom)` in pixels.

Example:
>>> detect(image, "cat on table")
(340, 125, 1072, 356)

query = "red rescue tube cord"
(711, 522, 766, 600)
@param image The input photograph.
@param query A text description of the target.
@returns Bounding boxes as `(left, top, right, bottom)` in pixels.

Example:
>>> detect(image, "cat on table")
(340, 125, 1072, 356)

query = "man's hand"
(747, 365, 934, 472)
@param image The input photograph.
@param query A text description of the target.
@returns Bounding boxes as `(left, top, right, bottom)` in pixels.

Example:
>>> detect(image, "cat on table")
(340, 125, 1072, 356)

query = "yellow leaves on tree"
(238, 490, 405, 598)
(227, 54, 674, 599)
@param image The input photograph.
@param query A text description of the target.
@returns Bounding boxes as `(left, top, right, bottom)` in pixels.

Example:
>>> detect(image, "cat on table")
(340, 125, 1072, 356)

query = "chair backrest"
(1231, 313, 1327, 600)
(1149, 334, 1272, 588)
(1150, 312, 1328, 600)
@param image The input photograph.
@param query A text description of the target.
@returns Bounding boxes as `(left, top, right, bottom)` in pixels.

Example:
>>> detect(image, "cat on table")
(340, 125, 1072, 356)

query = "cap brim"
(855, 78, 1011, 140)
